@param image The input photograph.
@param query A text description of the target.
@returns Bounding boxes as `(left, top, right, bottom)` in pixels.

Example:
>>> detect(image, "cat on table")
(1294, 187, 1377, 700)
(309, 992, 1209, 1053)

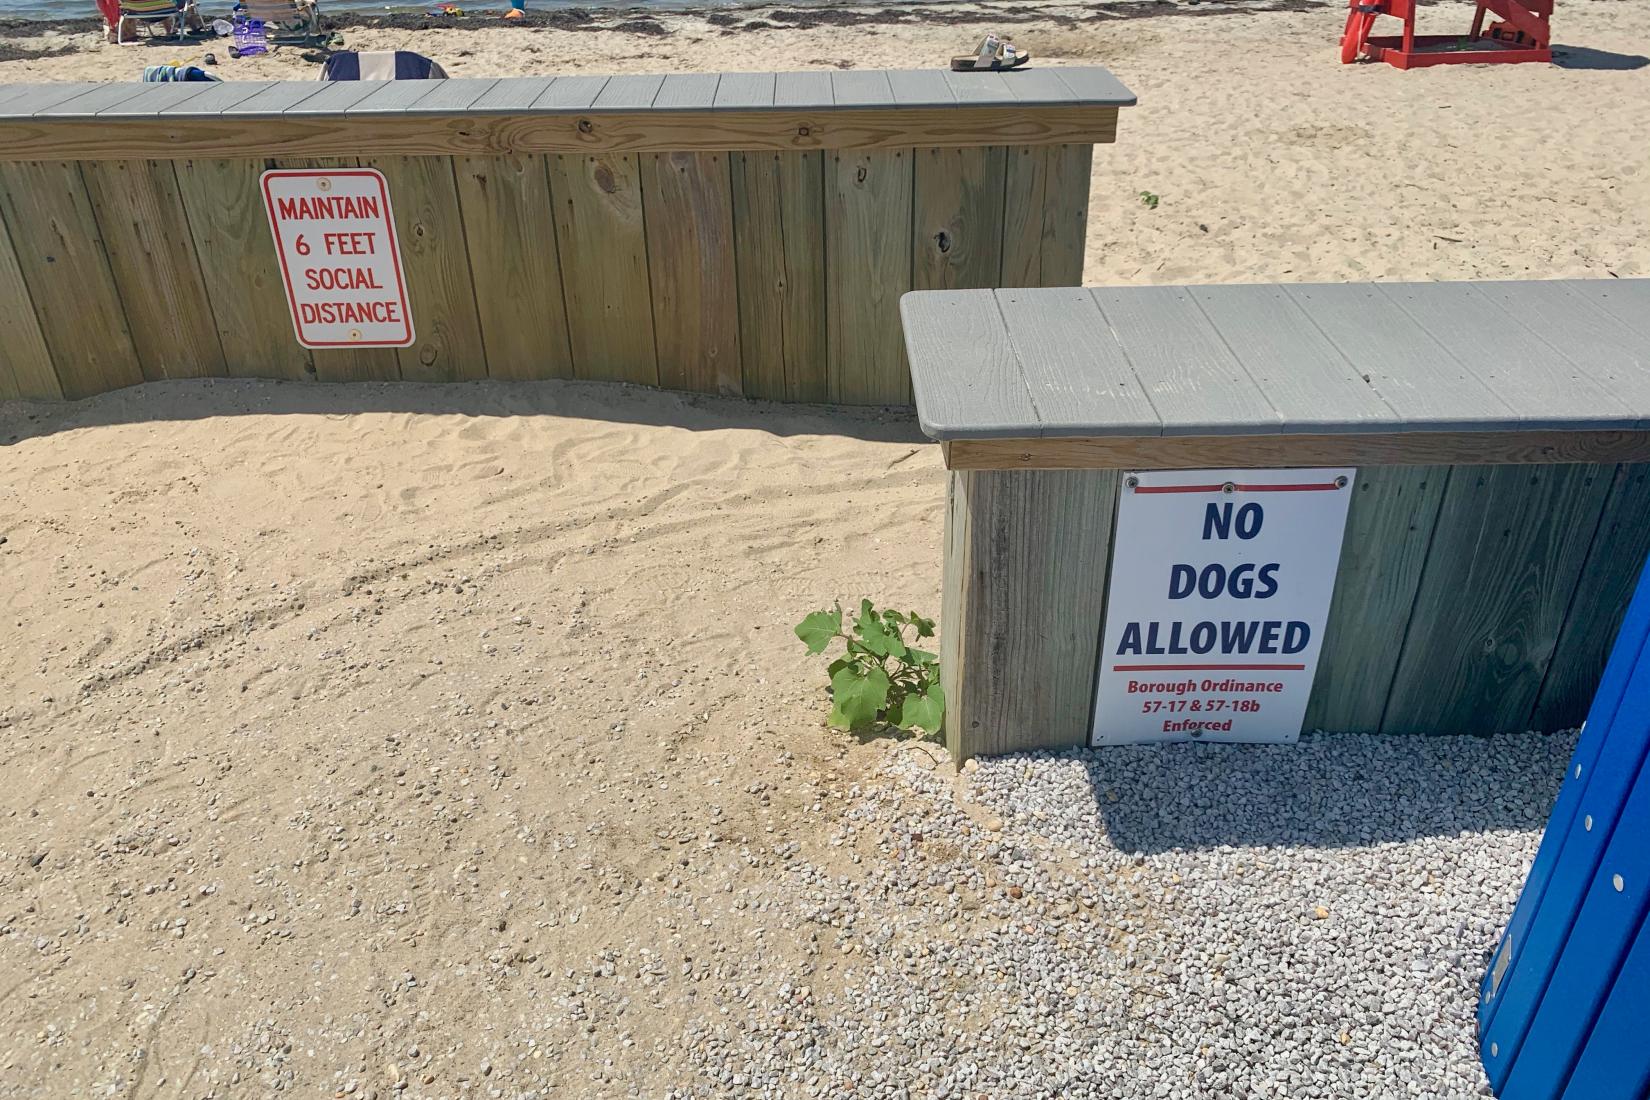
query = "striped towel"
(143, 64, 220, 81)
(319, 51, 448, 80)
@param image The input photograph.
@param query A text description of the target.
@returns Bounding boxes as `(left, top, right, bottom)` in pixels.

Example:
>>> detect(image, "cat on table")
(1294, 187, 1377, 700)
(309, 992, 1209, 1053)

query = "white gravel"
(674, 730, 1573, 1099)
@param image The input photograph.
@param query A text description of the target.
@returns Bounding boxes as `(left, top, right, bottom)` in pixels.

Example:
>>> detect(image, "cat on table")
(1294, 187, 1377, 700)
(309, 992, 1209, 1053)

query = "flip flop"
(950, 33, 1032, 71)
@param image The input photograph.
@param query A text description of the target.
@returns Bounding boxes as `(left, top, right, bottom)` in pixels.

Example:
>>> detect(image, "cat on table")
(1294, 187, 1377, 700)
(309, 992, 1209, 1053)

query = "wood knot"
(576, 118, 594, 135)
(934, 230, 952, 254)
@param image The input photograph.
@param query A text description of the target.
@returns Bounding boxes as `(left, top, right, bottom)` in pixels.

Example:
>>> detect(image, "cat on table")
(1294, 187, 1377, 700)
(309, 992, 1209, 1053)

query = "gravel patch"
(675, 730, 1573, 1099)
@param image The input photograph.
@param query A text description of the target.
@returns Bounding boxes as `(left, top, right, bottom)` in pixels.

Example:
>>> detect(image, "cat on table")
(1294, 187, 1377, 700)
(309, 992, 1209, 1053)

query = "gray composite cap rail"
(0, 67, 1137, 160)
(901, 279, 1650, 469)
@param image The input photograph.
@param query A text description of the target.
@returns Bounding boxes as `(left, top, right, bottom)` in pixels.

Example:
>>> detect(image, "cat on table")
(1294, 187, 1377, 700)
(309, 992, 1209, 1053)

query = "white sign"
(261, 168, 414, 349)
(1091, 467, 1356, 746)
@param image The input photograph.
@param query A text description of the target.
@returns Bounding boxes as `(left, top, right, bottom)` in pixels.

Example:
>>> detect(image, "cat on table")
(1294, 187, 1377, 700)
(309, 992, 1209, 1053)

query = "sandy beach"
(3, 0, 1649, 285)
(2, 1, 1649, 1096)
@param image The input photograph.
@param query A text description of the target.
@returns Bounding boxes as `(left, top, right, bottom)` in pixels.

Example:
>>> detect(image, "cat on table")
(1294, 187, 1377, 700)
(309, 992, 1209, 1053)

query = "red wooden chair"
(1341, 0, 1552, 68)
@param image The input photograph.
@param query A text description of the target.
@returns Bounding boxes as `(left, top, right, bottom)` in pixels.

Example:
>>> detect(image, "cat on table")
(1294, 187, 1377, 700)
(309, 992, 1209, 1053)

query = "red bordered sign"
(261, 168, 415, 349)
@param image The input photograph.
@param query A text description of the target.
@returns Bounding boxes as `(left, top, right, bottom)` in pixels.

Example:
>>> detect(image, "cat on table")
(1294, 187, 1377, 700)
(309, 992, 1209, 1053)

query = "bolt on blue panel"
(1480, 552, 1650, 1098)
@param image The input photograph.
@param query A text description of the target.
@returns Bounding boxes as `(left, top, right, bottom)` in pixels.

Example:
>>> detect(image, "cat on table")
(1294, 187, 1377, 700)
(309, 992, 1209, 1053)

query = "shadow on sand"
(1550, 44, 1650, 71)
(0, 376, 929, 449)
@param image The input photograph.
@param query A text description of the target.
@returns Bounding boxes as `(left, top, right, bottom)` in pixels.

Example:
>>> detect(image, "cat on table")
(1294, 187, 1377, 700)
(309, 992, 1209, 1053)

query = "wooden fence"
(904, 281, 1650, 759)
(0, 68, 1133, 406)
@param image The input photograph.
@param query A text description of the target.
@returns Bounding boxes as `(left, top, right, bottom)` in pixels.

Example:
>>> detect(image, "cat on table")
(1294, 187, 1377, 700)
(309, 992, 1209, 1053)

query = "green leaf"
(856, 614, 907, 660)
(906, 646, 938, 667)
(794, 608, 841, 655)
(901, 684, 945, 734)
(909, 614, 936, 639)
(828, 663, 889, 729)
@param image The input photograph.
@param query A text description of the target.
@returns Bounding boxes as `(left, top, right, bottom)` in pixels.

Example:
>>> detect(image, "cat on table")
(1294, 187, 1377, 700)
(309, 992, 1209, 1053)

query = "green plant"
(1138, 190, 1160, 210)
(795, 601, 944, 736)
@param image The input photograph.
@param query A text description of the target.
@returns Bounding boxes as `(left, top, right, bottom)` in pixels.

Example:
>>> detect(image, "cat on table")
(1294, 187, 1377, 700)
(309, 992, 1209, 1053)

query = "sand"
(2, 1, 1648, 1095)
(3, 0, 1649, 284)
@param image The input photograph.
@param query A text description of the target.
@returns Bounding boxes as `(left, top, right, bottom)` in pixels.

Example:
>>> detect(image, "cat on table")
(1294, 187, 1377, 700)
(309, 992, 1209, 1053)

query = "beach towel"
(319, 50, 449, 80)
(143, 64, 220, 81)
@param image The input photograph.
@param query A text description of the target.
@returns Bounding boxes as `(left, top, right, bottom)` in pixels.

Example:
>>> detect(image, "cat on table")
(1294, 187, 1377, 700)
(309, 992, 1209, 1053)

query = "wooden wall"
(0, 143, 1094, 405)
(943, 460, 1650, 760)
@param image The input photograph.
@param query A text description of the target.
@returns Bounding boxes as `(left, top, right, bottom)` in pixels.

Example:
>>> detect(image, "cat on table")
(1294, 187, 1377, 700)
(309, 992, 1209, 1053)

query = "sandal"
(950, 33, 1031, 71)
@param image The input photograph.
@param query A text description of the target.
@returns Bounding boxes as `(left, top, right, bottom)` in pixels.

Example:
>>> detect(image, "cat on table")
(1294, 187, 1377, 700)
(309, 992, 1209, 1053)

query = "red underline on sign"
(1112, 663, 1308, 672)
(1132, 483, 1343, 494)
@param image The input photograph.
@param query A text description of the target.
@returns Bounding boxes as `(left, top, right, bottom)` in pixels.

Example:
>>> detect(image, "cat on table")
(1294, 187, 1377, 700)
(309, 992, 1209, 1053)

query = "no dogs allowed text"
(262, 168, 415, 349)
(1091, 468, 1355, 746)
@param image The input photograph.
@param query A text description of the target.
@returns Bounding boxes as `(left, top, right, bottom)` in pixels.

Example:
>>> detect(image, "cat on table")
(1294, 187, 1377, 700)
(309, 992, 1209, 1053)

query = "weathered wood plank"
(825, 148, 912, 405)
(831, 70, 894, 107)
(1304, 465, 1449, 732)
(172, 157, 312, 382)
(1375, 281, 1634, 429)
(345, 80, 442, 115)
(944, 70, 1016, 105)
(999, 145, 1048, 286)
(642, 151, 741, 395)
(363, 155, 488, 382)
(887, 70, 954, 107)
(773, 71, 832, 109)
(454, 152, 573, 381)
(1006, 68, 1083, 106)
(900, 289, 1040, 438)
(1381, 463, 1614, 734)
(97, 82, 220, 118)
(0, 160, 142, 399)
(160, 81, 275, 115)
(221, 81, 330, 117)
(943, 468, 1120, 761)
(1565, 278, 1650, 342)
(1285, 282, 1521, 430)
(653, 74, 720, 110)
(0, 105, 1121, 161)
(1091, 286, 1283, 435)
(1187, 284, 1402, 431)
(592, 74, 665, 110)
(912, 145, 1007, 293)
(284, 81, 384, 115)
(1040, 143, 1092, 285)
(993, 287, 1160, 435)
(730, 150, 826, 402)
(0, 216, 58, 400)
(401, 79, 498, 114)
(469, 77, 556, 114)
(942, 431, 1650, 471)
(80, 159, 226, 381)
(1530, 463, 1650, 729)
(1053, 66, 1139, 105)
(1473, 281, 1650, 429)
(546, 152, 657, 386)
(267, 156, 400, 383)
(712, 72, 774, 110)
(532, 75, 609, 110)
(37, 83, 147, 117)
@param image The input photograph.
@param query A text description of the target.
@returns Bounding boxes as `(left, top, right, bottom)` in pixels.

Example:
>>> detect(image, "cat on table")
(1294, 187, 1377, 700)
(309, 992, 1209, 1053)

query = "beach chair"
(238, 0, 322, 44)
(113, 0, 191, 43)
(319, 51, 449, 80)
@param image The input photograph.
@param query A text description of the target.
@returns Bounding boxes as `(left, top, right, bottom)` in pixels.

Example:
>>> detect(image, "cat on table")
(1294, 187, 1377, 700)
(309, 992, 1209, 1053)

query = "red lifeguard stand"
(1341, 0, 1553, 67)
